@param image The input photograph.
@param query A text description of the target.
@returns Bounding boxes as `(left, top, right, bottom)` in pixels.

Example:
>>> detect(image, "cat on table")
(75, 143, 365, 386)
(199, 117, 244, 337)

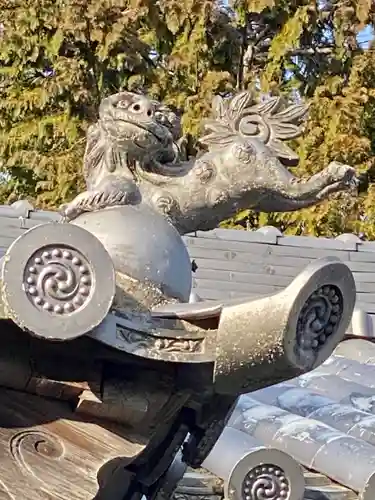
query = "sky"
(358, 25, 374, 48)
(220, 0, 375, 49)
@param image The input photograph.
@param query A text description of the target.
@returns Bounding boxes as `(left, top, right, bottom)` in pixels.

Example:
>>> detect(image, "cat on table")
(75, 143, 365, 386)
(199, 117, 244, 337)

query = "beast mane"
(200, 91, 308, 165)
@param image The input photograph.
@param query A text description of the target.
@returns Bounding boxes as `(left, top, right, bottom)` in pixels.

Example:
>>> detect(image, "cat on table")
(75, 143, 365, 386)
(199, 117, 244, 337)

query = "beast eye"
(117, 100, 126, 108)
(133, 103, 141, 112)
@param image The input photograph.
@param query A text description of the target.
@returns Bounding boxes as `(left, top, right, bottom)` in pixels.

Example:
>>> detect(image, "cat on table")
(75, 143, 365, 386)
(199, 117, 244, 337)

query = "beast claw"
(326, 162, 357, 188)
(59, 201, 83, 222)
(349, 176, 360, 189)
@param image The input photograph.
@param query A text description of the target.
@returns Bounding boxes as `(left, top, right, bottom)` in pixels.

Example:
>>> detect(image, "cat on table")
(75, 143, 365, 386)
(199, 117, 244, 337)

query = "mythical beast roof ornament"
(0, 89, 358, 499)
(61, 90, 358, 234)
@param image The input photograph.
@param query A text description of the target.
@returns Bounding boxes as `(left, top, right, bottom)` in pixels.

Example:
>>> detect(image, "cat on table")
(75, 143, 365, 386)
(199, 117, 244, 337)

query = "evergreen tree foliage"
(1, 0, 375, 238)
(0, 0, 156, 206)
(222, 0, 375, 238)
(0, 0, 230, 206)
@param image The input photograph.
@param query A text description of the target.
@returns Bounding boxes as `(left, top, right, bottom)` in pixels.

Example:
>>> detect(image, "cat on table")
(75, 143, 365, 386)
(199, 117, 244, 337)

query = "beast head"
(98, 92, 182, 163)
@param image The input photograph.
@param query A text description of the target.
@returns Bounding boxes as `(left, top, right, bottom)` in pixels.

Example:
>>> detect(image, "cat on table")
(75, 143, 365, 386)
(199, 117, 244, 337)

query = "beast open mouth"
(114, 117, 168, 145)
(316, 175, 359, 200)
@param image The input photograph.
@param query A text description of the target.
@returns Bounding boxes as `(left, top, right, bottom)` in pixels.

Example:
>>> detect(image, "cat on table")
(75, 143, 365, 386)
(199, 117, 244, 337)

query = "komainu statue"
(61, 90, 357, 233)
(0, 89, 357, 499)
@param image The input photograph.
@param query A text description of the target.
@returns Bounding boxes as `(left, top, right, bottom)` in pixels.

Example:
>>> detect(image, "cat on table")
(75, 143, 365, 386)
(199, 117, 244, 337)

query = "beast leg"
(60, 176, 141, 221)
(285, 162, 358, 203)
(254, 162, 358, 212)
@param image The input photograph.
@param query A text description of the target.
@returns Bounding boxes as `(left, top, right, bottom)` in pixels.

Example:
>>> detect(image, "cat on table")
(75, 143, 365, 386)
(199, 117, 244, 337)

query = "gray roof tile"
(277, 234, 357, 251)
(357, 241, 375, 253)
(0, 201, 375, 338)
(195, 225, 282, 244)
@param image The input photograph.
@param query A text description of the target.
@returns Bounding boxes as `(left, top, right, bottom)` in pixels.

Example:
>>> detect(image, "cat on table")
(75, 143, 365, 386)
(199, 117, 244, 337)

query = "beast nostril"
(131, 102, 153, 117)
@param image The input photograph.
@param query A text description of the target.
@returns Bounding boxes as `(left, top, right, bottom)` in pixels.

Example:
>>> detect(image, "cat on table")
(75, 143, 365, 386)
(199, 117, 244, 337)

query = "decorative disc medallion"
(2, 223, 115, 340)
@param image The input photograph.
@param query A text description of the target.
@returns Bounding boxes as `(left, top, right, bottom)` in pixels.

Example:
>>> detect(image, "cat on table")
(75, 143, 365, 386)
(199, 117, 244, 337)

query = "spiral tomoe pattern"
(242, 465, 290, 500)
(241, 464, 290, 500)
(23, 246, 93, 315)
(296, 285, 343, 352)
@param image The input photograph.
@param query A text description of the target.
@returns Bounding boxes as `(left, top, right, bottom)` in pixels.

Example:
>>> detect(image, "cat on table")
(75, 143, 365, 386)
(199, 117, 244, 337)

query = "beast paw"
(60, 192, 89, 221)
(326, 161, 358, 189)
